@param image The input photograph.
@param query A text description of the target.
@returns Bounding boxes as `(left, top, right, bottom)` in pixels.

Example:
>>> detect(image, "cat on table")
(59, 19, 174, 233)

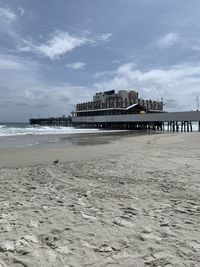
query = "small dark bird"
(53, 159, 59, 164)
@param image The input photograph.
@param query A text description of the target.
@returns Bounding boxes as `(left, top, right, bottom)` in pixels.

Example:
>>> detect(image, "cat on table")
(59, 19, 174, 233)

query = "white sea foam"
(0, 125, 103, 137)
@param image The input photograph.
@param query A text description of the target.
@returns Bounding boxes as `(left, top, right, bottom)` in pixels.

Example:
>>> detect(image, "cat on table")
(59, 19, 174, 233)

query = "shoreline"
(0, 130, 159, 168)
(0, 131, 194, 168)
(0, 130, 140, 149)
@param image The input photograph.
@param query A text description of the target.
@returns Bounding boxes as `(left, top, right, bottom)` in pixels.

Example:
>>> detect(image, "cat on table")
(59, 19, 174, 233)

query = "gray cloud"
(0, 7, 17, 21)
(18, 7, 25, 17)
(66, 62, 86, 70)
(0, 54, 27, 70)
(156, 33, 180, 49)
(0, 53, 94, 121)
(165, 99, 180, 109)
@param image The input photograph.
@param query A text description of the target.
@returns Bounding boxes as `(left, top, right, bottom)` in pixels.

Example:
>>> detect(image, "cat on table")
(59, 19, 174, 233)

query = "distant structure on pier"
(29, 115, 72, 126)
(74, 89, 164, 117)
(71, 89, 200, 131)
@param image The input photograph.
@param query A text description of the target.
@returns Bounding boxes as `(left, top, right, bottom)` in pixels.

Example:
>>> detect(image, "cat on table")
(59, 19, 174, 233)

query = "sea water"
(0, 123, 103, 137)
(1, 122, 199, 136)
(0, 122, 127, 148)
(0, 122, 198, 149)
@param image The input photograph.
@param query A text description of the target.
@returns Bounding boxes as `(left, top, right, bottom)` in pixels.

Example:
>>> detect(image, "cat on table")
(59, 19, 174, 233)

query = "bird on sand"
(53, 159, 59, 164)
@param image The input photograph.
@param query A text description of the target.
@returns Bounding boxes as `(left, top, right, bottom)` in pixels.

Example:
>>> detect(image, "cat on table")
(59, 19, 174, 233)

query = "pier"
(29, 116, 72, 127)
(29, 112, 200, 132)
(71, 111, 200, 132)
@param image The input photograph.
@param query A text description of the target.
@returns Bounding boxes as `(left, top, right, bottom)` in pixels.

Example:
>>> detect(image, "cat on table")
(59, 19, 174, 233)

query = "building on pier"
(73, 89, 164, 117)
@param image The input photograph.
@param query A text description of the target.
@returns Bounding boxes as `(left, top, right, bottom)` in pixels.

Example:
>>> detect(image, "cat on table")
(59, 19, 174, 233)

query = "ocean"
(0, 122, 103, 137)
(0, 122, 128, 149)
(0, 122, 198, 149)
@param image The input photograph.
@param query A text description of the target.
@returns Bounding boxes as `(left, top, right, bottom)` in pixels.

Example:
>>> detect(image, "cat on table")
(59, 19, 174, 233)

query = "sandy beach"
(0, 133, 200, 267)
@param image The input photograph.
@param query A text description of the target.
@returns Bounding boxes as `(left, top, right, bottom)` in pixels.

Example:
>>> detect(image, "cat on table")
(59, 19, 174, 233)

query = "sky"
(0, 0, 200, 122)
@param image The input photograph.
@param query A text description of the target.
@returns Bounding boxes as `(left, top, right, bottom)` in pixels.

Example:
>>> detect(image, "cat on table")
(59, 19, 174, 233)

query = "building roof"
(125, 103, 145, 110)
(74, 103, 146, 113)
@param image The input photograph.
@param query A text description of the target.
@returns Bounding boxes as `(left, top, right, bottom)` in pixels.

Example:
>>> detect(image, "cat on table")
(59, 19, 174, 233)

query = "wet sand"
(0, 131, 149, 168)
(0, 130, 144, 149)
(0, 133, 200, 266)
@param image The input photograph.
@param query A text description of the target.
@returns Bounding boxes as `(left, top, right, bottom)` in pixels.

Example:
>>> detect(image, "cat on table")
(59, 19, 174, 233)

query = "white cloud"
(22, 31, 90, 60)
(0, 53, 41, 84)
(20, 30, 112, 60)
(116, 63, 136, 74)
(0, 6, 20, 41)
(0, 7, 17, 21)
(193, 46, 200, 51)
(0, 54, 39, 73)
(66, 62, 86, 70)
(98, 33, 112, 42)
(94, 63, 200, 111)
(96, 63, 200, 88)
(192, 40, 200, 51)
(36, 32, 88, 60)
(157, 33, 179, 49)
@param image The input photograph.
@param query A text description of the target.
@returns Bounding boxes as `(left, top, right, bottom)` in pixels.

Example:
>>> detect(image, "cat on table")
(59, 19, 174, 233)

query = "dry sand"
(0, 133, 200, 267)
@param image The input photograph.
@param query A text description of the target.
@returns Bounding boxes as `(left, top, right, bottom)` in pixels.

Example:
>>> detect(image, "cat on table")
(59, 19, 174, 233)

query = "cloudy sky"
(1, 0, 200, 122)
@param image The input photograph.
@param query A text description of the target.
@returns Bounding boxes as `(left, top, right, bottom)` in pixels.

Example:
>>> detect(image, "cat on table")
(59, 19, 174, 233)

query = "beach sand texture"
(0, 133, 200, 267)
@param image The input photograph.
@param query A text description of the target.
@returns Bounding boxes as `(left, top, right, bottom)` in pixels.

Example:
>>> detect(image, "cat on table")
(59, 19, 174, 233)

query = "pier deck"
(72, 111, 200, 132)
